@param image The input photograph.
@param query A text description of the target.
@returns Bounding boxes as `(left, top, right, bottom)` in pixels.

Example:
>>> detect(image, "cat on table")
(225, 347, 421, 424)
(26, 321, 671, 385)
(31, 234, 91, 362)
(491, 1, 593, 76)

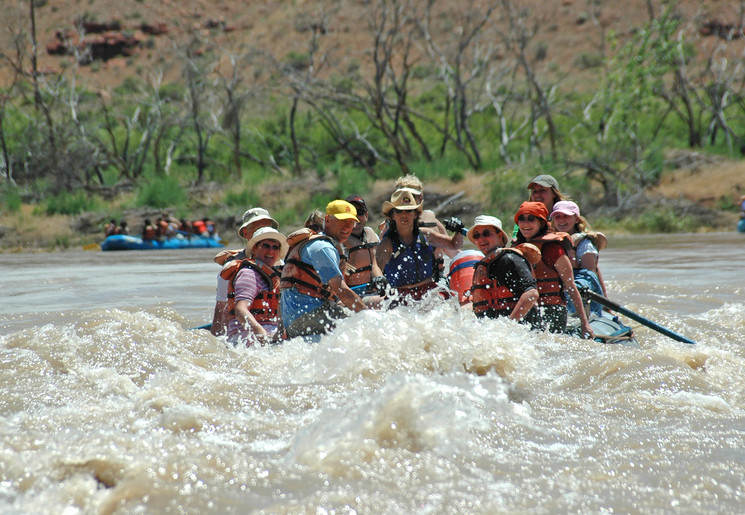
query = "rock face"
(46, 19, 168, 63)
(700, 19, 745, 40)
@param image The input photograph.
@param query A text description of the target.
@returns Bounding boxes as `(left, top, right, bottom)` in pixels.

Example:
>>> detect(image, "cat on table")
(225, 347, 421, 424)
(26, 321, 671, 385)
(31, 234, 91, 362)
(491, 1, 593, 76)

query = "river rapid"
(1, 232, 743, 514)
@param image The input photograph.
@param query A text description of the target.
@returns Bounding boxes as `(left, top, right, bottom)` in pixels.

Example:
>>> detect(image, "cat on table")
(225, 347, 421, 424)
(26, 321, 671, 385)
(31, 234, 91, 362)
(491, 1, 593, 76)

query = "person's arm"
(510, 289, 539, 322)
(210, 301, 228, 336)
(327, 275, 367, 312)
(554, 254, 594, 339)
(422, 229, 463, 251)
(234, 299, 269, 339)
(496, 254, 538, 322)
(375, 238, 393, 273)
(596, 265, 608, 297)
(578, 242, 599, 273)
(210, 275, 230, 336)
(578, 240, 608, 298)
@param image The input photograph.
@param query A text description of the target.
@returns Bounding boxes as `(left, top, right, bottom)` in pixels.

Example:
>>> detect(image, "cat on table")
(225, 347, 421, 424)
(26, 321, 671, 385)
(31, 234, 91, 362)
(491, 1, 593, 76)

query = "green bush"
(224, 187, 261, 208)
(624, 208, 698, 233)
(0, 187, 22, 213)
(44, 191, 101, 215)
(135, 176, 187, 208)
(576, 52, 604, 69)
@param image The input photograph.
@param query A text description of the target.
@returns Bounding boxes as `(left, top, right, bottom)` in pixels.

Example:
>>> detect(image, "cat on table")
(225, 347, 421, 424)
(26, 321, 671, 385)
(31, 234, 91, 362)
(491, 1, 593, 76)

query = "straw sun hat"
(382, 188, 423, 217)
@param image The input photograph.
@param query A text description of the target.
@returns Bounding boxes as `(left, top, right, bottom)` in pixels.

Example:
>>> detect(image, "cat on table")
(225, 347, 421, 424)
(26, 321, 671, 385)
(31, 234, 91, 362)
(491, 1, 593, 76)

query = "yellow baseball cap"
(325, 200, 359, 222)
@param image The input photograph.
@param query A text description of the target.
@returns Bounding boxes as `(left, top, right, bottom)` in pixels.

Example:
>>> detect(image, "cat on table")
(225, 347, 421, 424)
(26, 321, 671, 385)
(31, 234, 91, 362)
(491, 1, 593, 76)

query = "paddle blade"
(83, 243, 101, 251)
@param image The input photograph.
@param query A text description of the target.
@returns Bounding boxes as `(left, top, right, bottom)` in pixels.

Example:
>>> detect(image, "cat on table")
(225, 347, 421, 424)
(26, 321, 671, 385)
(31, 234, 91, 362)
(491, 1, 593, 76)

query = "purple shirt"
(226, 265, 277, 345)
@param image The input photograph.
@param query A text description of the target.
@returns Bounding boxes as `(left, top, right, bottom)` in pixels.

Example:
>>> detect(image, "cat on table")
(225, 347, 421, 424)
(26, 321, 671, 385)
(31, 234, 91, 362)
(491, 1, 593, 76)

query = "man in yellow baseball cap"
(279, 200, 367, 340)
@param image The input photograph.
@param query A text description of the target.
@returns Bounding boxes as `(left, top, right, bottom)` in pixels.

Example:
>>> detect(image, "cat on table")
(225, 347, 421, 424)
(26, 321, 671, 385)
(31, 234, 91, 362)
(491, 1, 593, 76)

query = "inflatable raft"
(101, 234, 224, 251)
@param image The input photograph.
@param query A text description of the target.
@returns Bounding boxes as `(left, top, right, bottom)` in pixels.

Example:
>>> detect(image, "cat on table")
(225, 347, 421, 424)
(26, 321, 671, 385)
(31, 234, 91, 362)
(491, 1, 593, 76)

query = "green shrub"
(284, 51, 310, 71)
(576, 52, 604, 69)
(158, 82, 185, 102)
(0, 187, 22, 213)
(624, 207, 698, 233)
(54, 235, 70, 249)
(224, 187, 261, 208)
(44, 191, 101, 215)
(135, 176, 187, 208)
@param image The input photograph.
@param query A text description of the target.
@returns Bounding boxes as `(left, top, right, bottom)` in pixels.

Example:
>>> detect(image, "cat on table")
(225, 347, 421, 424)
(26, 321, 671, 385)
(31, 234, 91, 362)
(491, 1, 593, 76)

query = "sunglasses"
(260, 242, 281, 251)
(472, 229, 493, 239)
(517, 214, 538, 222)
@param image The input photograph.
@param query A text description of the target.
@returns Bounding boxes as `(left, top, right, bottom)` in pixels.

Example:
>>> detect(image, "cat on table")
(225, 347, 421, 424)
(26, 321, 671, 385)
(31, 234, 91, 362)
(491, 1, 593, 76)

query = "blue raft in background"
(101, 234, 224, 251)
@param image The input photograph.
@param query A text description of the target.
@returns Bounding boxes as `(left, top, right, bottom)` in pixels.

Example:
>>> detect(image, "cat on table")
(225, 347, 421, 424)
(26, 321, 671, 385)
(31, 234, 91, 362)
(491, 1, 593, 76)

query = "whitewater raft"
(101, 234, 224, 251)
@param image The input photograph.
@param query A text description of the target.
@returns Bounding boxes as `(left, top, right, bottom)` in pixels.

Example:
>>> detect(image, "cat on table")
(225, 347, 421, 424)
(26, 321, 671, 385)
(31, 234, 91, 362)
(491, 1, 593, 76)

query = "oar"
(581, 289, 696, 345)
(189, 323, 212, 331)
(83, 243, 101, 251)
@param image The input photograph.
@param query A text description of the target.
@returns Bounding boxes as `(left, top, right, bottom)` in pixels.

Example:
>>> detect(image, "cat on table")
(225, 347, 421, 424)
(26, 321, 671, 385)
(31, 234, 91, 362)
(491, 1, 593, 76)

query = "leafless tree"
(181, 37, 221, 184)
(499, 0, 560, 160)
(417, 0, 499, 168)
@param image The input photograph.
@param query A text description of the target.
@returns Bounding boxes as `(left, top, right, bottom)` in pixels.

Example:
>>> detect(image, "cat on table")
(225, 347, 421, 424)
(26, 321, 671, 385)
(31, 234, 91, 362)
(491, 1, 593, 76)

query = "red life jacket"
(280, 232, 342, 302)
(192, 220, 207, 235)
(471, 248, 529, 316)
(528, 232, 571, 307)
(220, 258, 281, 324)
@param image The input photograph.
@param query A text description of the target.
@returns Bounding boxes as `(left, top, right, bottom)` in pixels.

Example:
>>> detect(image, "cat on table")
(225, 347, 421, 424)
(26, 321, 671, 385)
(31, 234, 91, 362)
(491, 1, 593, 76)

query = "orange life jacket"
(528, 232, 571, 307)
(214, 249, 245, 266)
(344, 227, 378, 285)
(192, 219, 208, 235)
(280, 232, 342, 302)
(220, 258, 281, 324)
(471, 248, 529, 316)
(142, 225, 157, 240)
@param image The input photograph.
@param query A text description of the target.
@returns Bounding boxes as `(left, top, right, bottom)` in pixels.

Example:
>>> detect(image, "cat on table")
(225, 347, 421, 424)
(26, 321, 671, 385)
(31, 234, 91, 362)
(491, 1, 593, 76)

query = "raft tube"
(101, 234, 224, 251)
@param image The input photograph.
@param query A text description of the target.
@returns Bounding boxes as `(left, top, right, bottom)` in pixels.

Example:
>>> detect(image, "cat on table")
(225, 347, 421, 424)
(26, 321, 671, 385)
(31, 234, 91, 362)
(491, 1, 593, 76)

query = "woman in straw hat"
(220, 226, 288, 346)
(513, 201, 594, 339)
(466, 215, 540, 324)
(376, 188, 463, 302)
(211, 207, 279, 336)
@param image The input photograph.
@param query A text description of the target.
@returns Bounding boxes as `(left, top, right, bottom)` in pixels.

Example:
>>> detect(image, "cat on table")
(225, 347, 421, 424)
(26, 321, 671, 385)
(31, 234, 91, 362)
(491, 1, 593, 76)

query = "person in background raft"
(211, 208, 280, 336)
(279, 200, 368, 340)
(142, 219, 157, 241)
(117, 220, 128, 235)
(220, 227, 288, 347)
(550, 200, 608, 316)
(104, 219, 118, 237)
(466, 215, 540, 325)
(513, 201, 594, 339)
(376, 188, 464, 302)
(343, 195, 387, 297)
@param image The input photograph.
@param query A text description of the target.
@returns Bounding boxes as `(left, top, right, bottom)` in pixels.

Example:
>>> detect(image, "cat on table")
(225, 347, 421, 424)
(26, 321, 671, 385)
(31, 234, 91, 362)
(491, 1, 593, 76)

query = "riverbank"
(1, 154, 742, 252)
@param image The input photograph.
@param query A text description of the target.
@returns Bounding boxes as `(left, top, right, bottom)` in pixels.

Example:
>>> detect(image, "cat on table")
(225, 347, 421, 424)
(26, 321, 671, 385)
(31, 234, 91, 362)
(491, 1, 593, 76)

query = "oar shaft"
(583, 290, 696, 345)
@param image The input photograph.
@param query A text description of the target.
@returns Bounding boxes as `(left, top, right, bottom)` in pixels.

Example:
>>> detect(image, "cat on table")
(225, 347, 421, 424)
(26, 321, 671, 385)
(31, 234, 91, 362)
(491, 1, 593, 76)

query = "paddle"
(189, 323, 212, 331)
(580, 289, 696, 345)
(83, 243, 101, 251)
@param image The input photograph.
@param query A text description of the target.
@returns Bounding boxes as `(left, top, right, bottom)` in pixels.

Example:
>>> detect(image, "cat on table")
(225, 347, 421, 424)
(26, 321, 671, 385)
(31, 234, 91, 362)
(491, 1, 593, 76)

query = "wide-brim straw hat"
(467, 215, 508, 246)
(382, 188, 423, 217)
(246, 226, 289, 258)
